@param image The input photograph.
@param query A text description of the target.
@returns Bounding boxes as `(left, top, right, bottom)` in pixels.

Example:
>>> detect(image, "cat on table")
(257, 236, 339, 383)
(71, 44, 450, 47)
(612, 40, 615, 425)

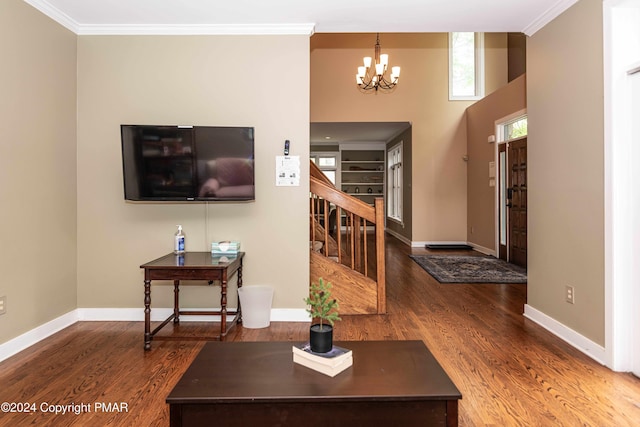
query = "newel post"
(374, 197, 386, 314)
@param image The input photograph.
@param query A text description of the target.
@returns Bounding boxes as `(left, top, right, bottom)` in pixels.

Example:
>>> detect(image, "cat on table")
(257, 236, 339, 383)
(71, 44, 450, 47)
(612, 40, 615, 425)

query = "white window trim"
(495, 109, 527, 143)
(448, 32, 485, 101)
(387, 142, 403, 224)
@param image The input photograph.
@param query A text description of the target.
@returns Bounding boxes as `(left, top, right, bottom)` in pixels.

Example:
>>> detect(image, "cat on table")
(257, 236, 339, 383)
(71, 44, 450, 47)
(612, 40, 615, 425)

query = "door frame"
(629, 66, 640, 377)
(604, 0, 640, 372)
(494, 109, 527, 264)
(497, 143, 508, 261)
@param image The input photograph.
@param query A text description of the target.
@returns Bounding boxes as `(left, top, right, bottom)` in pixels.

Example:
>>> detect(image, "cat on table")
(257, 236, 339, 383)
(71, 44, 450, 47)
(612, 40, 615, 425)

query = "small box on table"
(211, 241, 241, 255)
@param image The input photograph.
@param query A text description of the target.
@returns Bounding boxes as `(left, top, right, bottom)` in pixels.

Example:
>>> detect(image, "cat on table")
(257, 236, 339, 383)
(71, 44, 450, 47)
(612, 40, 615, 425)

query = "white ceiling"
(25, 0, 578, 36)
(23, 0, 576, 145)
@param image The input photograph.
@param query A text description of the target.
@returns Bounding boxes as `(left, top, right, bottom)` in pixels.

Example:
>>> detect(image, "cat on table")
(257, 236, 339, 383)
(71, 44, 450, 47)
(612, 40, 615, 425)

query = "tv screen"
(121, 125, 255, 202)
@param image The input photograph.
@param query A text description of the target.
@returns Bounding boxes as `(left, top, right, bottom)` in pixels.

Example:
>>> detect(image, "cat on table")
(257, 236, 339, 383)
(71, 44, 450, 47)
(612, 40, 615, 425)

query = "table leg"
(237, 260, 243, 324)
(220, 276, 227, 340)
(173, 280, 180, 323)
(144, 279, 151, 350)
(446, 400, 459, 427)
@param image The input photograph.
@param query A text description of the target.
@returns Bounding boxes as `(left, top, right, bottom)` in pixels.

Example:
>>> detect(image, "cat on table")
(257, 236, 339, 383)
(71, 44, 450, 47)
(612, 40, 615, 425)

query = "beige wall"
(485, 33, 509, 93)
(311, 33, 507, 243)
(466, 75, 527, 251)
(0, 0, 78, 343)
(528, 0, 604, 344)
(0, 0, 609, 358)
(76, 35, 310, 310)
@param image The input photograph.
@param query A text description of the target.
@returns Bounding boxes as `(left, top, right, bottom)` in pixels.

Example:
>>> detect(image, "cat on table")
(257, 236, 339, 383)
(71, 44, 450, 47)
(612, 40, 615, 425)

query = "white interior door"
(605, 0, 640, 372)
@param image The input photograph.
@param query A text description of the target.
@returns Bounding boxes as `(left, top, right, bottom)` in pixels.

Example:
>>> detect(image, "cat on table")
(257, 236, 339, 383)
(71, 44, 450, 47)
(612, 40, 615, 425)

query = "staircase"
(310, 161, 386, 315)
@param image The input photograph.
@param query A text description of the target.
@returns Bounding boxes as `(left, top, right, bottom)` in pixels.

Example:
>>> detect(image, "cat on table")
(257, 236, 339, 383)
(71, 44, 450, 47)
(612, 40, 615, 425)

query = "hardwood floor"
(1, 235, 639, 426)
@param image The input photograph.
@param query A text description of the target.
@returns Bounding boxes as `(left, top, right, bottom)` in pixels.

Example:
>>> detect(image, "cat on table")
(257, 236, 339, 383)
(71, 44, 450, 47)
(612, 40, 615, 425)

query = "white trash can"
(238, 285, 273, 329)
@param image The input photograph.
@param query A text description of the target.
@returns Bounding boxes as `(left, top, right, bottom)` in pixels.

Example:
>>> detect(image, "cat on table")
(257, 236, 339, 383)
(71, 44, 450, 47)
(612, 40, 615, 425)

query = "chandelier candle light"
(356, 33, 400, 92)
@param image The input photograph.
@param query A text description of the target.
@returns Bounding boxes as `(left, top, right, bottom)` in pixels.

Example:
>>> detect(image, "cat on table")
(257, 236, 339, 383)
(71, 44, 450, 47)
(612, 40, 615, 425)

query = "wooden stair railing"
(310, 160, 335, 187)
(310, 172, 386, 314)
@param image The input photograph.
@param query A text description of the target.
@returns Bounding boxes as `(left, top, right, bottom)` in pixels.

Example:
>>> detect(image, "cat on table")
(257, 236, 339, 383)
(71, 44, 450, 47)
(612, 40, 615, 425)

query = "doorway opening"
(496, 111, 528, 268)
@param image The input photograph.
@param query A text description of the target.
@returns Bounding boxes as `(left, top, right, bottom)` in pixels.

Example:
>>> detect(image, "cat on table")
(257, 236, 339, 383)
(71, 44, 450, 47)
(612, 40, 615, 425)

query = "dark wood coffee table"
(167, 340, 461, 427)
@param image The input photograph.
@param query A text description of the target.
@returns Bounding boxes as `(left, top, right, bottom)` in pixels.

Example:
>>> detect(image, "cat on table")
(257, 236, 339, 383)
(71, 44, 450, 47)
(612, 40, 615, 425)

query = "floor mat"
(409, 254, 527, 284)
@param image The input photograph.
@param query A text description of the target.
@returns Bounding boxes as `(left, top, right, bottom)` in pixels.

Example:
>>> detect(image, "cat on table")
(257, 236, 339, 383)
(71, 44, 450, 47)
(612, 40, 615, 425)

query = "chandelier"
(356, 33, 400, 92)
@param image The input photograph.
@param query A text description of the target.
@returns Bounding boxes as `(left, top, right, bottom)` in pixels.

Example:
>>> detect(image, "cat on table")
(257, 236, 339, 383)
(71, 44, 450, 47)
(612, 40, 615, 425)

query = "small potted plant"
(304, 278, 341, 353)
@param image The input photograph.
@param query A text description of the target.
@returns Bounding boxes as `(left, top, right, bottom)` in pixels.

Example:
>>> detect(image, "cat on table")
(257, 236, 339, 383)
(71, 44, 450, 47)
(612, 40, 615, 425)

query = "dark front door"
(508, 138, 527, 268)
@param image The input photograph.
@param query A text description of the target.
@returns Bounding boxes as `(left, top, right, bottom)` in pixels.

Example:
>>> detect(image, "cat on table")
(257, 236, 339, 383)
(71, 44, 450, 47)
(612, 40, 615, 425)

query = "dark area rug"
(409, 255, 527, 284)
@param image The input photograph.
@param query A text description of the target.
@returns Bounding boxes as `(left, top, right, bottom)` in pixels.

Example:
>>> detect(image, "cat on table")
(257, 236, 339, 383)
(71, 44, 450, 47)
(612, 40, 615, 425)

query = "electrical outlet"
(565, 286, 575, 304)
(0, 296, 6, 315)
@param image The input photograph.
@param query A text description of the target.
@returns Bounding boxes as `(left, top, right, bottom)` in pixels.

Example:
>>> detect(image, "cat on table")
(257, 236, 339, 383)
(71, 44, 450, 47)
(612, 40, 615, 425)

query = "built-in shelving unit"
(340, 149, 385, 207)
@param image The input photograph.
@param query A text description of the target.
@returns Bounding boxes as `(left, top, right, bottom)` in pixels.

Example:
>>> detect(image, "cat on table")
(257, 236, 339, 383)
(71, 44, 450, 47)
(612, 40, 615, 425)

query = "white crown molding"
(24, 0, 574, 37)
(76, 23, 316, 36)
(24, 0, 582, 38)
(24, 0, 315, 36)
(522, 0, 579, 36)
(23, 0, 80, 33)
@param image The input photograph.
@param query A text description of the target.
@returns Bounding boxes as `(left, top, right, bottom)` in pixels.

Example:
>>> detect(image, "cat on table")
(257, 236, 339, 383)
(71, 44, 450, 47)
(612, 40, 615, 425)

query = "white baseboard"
(271, 308, 310, 322)
(524, 304, 606, 365)
(0, 310, 79, 363)
(467, 242, 496, 256)
(0, 308, 310, 363)
(2, 305, 607, 370)
(77, 308, 309, 322)
(78, 308, 239, 322)
(77, 308, 145, 321)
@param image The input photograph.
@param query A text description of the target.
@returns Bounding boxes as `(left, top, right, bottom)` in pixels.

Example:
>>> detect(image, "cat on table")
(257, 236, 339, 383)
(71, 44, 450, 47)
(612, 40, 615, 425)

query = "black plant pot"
(309, 324, 333, 353)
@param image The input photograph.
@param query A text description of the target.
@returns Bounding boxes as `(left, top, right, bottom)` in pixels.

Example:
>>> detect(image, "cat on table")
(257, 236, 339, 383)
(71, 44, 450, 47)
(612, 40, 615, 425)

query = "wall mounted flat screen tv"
(121, 125, 255, 202)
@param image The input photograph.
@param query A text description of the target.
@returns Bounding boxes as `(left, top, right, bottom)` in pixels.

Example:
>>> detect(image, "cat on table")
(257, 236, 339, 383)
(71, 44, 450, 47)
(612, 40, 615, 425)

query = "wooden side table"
(140, 252, 244, 350)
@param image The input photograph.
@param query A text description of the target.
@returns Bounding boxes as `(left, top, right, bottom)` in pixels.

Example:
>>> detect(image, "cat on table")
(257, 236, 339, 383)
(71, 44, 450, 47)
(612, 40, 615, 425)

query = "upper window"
(311, 154, 338, 185)
(504, 117, 528, 140)
(449, 32, 485, 101)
